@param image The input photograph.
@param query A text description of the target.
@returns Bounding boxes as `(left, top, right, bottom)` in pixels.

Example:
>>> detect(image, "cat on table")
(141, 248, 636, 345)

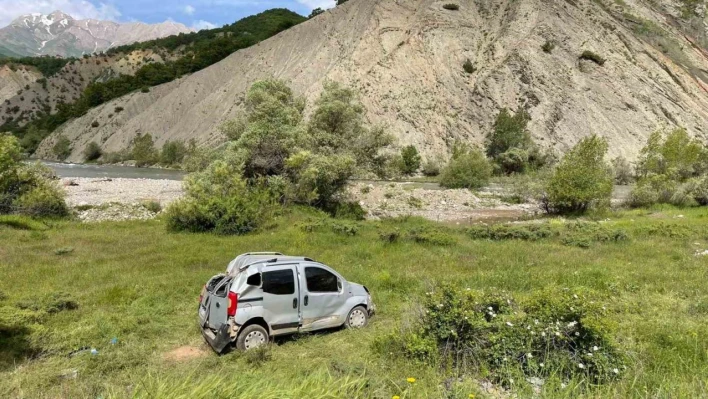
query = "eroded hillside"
(36, 0, 708, 162)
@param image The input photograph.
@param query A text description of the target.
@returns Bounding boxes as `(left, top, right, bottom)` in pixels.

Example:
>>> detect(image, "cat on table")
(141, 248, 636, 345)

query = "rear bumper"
(201, 323, 232, 353)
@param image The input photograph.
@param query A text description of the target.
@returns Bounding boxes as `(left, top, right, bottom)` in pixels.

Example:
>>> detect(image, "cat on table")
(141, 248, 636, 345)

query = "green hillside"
(1, 8, 306, 153)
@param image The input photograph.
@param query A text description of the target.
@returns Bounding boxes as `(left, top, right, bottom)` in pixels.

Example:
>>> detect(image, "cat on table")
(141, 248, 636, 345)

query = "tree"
(160, 140, 187, 166)
(636, 128, 706, 180)
(309, 8, 324, 18)
(399, 145, 422, 175)
(611, 156, 633, 185)
(485, 108, 548, 174)
(439, 143, 493, 190)
(83, 141, 102, 162)
(52, 136, 72, 161)
(545, 135, 613, 213)
(131, 133, 158, 167)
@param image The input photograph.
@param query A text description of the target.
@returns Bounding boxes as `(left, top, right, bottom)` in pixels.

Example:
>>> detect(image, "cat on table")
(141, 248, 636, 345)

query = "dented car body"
(198, 253, 375, 352)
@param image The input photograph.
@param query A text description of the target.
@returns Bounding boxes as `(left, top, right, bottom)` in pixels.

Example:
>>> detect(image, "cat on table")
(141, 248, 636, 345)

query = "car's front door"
(298, 263, 347, 332)
(262, 265, 300, 335)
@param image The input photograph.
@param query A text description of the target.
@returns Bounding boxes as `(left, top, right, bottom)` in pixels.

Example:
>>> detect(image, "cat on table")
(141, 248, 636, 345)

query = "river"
(40, 161, 186, 181)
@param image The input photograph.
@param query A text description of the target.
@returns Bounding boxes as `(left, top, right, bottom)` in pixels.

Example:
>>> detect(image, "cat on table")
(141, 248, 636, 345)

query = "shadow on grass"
(0, 325, 40, 371)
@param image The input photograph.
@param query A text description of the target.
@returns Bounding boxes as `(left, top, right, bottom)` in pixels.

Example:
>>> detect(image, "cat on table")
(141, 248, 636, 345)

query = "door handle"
(304, 295, 309, 306)
(292, 298, 298, 309)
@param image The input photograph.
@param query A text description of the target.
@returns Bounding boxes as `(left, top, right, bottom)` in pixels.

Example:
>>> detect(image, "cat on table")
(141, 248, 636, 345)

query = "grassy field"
(0, 207, 707, 398)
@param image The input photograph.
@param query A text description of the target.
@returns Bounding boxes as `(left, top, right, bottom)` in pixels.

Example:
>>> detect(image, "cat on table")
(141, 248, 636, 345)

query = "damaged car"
(198, 252, 375, 352)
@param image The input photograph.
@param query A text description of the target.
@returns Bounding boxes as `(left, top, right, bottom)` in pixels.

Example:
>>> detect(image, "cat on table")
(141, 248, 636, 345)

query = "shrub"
(462, 59, 476, 73)
(636, 128, 706, 180)
(0, 137, 68, 218)
(468, 223, 554, 241)
(91, 121, 99, 128)
(131, 133, 158, 167)
(399, 145, 421, 175)
(422, 157, 442, 177)
(165, 160, 277, 235)
(379, 285, 625, 385)
(140, 86, 150, 93)
(141, 200, 162, 213)
(579, 50, 606, 66)
(611, 156, 633, 185)
(83, 141, 102, 162)
(114, 106, 124, 113)
(541, 40, 556, 53)
(51, 135, 72, 161)
(160, 140, 187, 166)
(442, 3, 460, 10)
(545, 135, 613, 213)
(439, 144, 492, 190)
(406, 227, 456, 246)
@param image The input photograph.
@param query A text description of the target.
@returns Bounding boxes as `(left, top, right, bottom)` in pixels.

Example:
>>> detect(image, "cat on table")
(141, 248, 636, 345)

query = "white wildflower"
(567, 321, 577, 328)
(578, 363, 585, 369)
(612, 368, 619, 374)
(539, 363, 545, 368)
(593, 346, 599, 351)
(506, 321, 514, 327)
(526, 353, 533, 359)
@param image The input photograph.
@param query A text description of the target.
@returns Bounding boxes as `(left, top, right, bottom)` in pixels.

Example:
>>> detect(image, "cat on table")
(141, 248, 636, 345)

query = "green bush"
(468, 223, 554, 241)
(131, 133, 158, 167)
(443, 3, 460, 11)
(611, 156, 633, 185)
(545, 135, 613, 213)
(462, 58, 475, 73)
(439, 144, 492, 190)
(160, 140, 187, 166)
(379, 285, 625, 385)
(51, 136, 72, 161)
(83, 141, 102, 162)
(406, 227, 456, 246)
(422, 157, 442, 177)
(0, 136, 68, 218)
(541, 40, 556, 53)
(579, 50, 606, 66)
(165, 160, 278, 235)
(399, 145, 421, 175)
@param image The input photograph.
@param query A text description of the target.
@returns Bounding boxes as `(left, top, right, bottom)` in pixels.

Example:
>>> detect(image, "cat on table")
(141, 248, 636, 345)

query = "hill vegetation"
(1, 9, 306, 153)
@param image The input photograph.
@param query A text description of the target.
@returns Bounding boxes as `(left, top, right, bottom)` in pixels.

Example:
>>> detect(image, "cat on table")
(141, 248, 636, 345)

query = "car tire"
(236, 324, 269, 351)
(345, 305, 369, 329)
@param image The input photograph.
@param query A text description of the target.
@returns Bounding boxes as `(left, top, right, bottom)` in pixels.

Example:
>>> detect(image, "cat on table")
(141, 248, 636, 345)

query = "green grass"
(0, 207, 707, 398)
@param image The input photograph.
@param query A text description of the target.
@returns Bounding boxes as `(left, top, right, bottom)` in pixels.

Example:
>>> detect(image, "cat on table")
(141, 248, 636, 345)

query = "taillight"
(227, 292, 238, 316)
(199, 285, 206, 303)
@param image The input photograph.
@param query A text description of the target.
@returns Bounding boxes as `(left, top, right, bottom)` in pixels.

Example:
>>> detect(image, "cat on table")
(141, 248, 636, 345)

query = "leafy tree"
(83, 141, 102, 162)
(51, 136, 72, 161)
(439, 143, 493, 190)
(611, 156, 633, 185)
(160, 140, 187, 166)
(131, 133, 158, 167)
(309, 8, 325, 18)
(545, 135, 613, 213)
(636, 128, 706, 180)
(399, 145, 421, 175)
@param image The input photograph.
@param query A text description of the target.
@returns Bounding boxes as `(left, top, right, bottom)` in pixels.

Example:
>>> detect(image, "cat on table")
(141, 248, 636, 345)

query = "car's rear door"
(199, 274, 232, 330)
(298, 263, 348, 332)
(262, 265, 301, 335)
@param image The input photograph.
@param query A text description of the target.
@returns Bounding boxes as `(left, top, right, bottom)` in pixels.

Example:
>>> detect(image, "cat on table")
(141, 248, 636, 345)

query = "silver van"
(198, 252, 375, 352)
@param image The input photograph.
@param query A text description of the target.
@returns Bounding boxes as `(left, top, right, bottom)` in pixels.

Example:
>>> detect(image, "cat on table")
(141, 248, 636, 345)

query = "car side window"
(262, 269, 294, 295)
(305, 267, 339, 293)
(246, 273, 261, 287)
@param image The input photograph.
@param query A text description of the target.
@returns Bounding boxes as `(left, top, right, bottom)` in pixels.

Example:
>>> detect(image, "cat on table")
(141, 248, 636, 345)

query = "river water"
(40, 161, 186, 181)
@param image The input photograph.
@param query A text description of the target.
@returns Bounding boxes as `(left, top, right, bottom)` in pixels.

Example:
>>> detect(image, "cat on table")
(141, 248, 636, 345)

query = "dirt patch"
(163, 345, 208, 362)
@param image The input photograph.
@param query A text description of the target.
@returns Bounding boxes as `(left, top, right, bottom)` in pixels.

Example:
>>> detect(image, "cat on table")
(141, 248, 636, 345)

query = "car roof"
(226, 253, 315, 275)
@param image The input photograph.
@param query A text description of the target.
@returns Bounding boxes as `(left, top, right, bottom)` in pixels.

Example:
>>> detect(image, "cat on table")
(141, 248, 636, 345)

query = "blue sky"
(0, 0, 336, 30)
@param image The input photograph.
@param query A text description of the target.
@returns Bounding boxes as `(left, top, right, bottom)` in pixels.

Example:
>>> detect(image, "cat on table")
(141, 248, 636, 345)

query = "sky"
(0, 0, 337, 30)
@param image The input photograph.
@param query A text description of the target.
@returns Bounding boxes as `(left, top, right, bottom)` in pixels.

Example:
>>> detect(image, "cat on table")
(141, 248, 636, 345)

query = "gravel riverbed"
(60, 177, 537, 223)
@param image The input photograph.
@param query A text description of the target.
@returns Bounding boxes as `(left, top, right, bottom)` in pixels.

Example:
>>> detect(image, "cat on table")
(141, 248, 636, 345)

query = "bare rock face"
(0, 64, 42, 104)
(0, 10, 193, 57)
(36, 0, 708, 162)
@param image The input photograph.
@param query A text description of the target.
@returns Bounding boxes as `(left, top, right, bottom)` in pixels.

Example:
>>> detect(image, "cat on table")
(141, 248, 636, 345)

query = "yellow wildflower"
(469, 395, 475, 399)
(407, 377, 416, 383)
(392, 396, 400, 399)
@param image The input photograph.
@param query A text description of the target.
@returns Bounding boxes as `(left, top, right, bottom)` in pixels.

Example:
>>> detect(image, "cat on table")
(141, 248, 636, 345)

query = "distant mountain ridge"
(0, 10, 193, 57)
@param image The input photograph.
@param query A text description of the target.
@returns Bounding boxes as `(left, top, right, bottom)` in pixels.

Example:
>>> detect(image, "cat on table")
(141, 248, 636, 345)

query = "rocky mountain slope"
(0, 64, 42, 104)
(0, 11, 192, 57)
(36, 0, 708, 162)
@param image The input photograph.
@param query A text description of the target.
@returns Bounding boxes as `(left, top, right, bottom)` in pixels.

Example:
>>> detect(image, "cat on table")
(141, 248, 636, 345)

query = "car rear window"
(263, 269, 295, 295)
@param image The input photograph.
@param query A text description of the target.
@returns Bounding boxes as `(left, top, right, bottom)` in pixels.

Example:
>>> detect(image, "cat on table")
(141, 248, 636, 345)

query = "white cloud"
(191, 19, 216, 31)
(183, 5, 195, 16)
(0, 0, 122, 27)
(297, 0, 336, 10)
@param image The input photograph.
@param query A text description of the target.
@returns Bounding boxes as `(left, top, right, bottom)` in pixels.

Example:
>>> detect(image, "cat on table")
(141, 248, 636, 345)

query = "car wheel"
(345, 305, 369, 329)
(236, 324, 269, 351)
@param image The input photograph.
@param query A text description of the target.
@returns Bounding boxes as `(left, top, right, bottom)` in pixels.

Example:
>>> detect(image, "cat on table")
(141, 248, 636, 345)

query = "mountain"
(33, 0, 708, 162)
(0, 11, 193, 57)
